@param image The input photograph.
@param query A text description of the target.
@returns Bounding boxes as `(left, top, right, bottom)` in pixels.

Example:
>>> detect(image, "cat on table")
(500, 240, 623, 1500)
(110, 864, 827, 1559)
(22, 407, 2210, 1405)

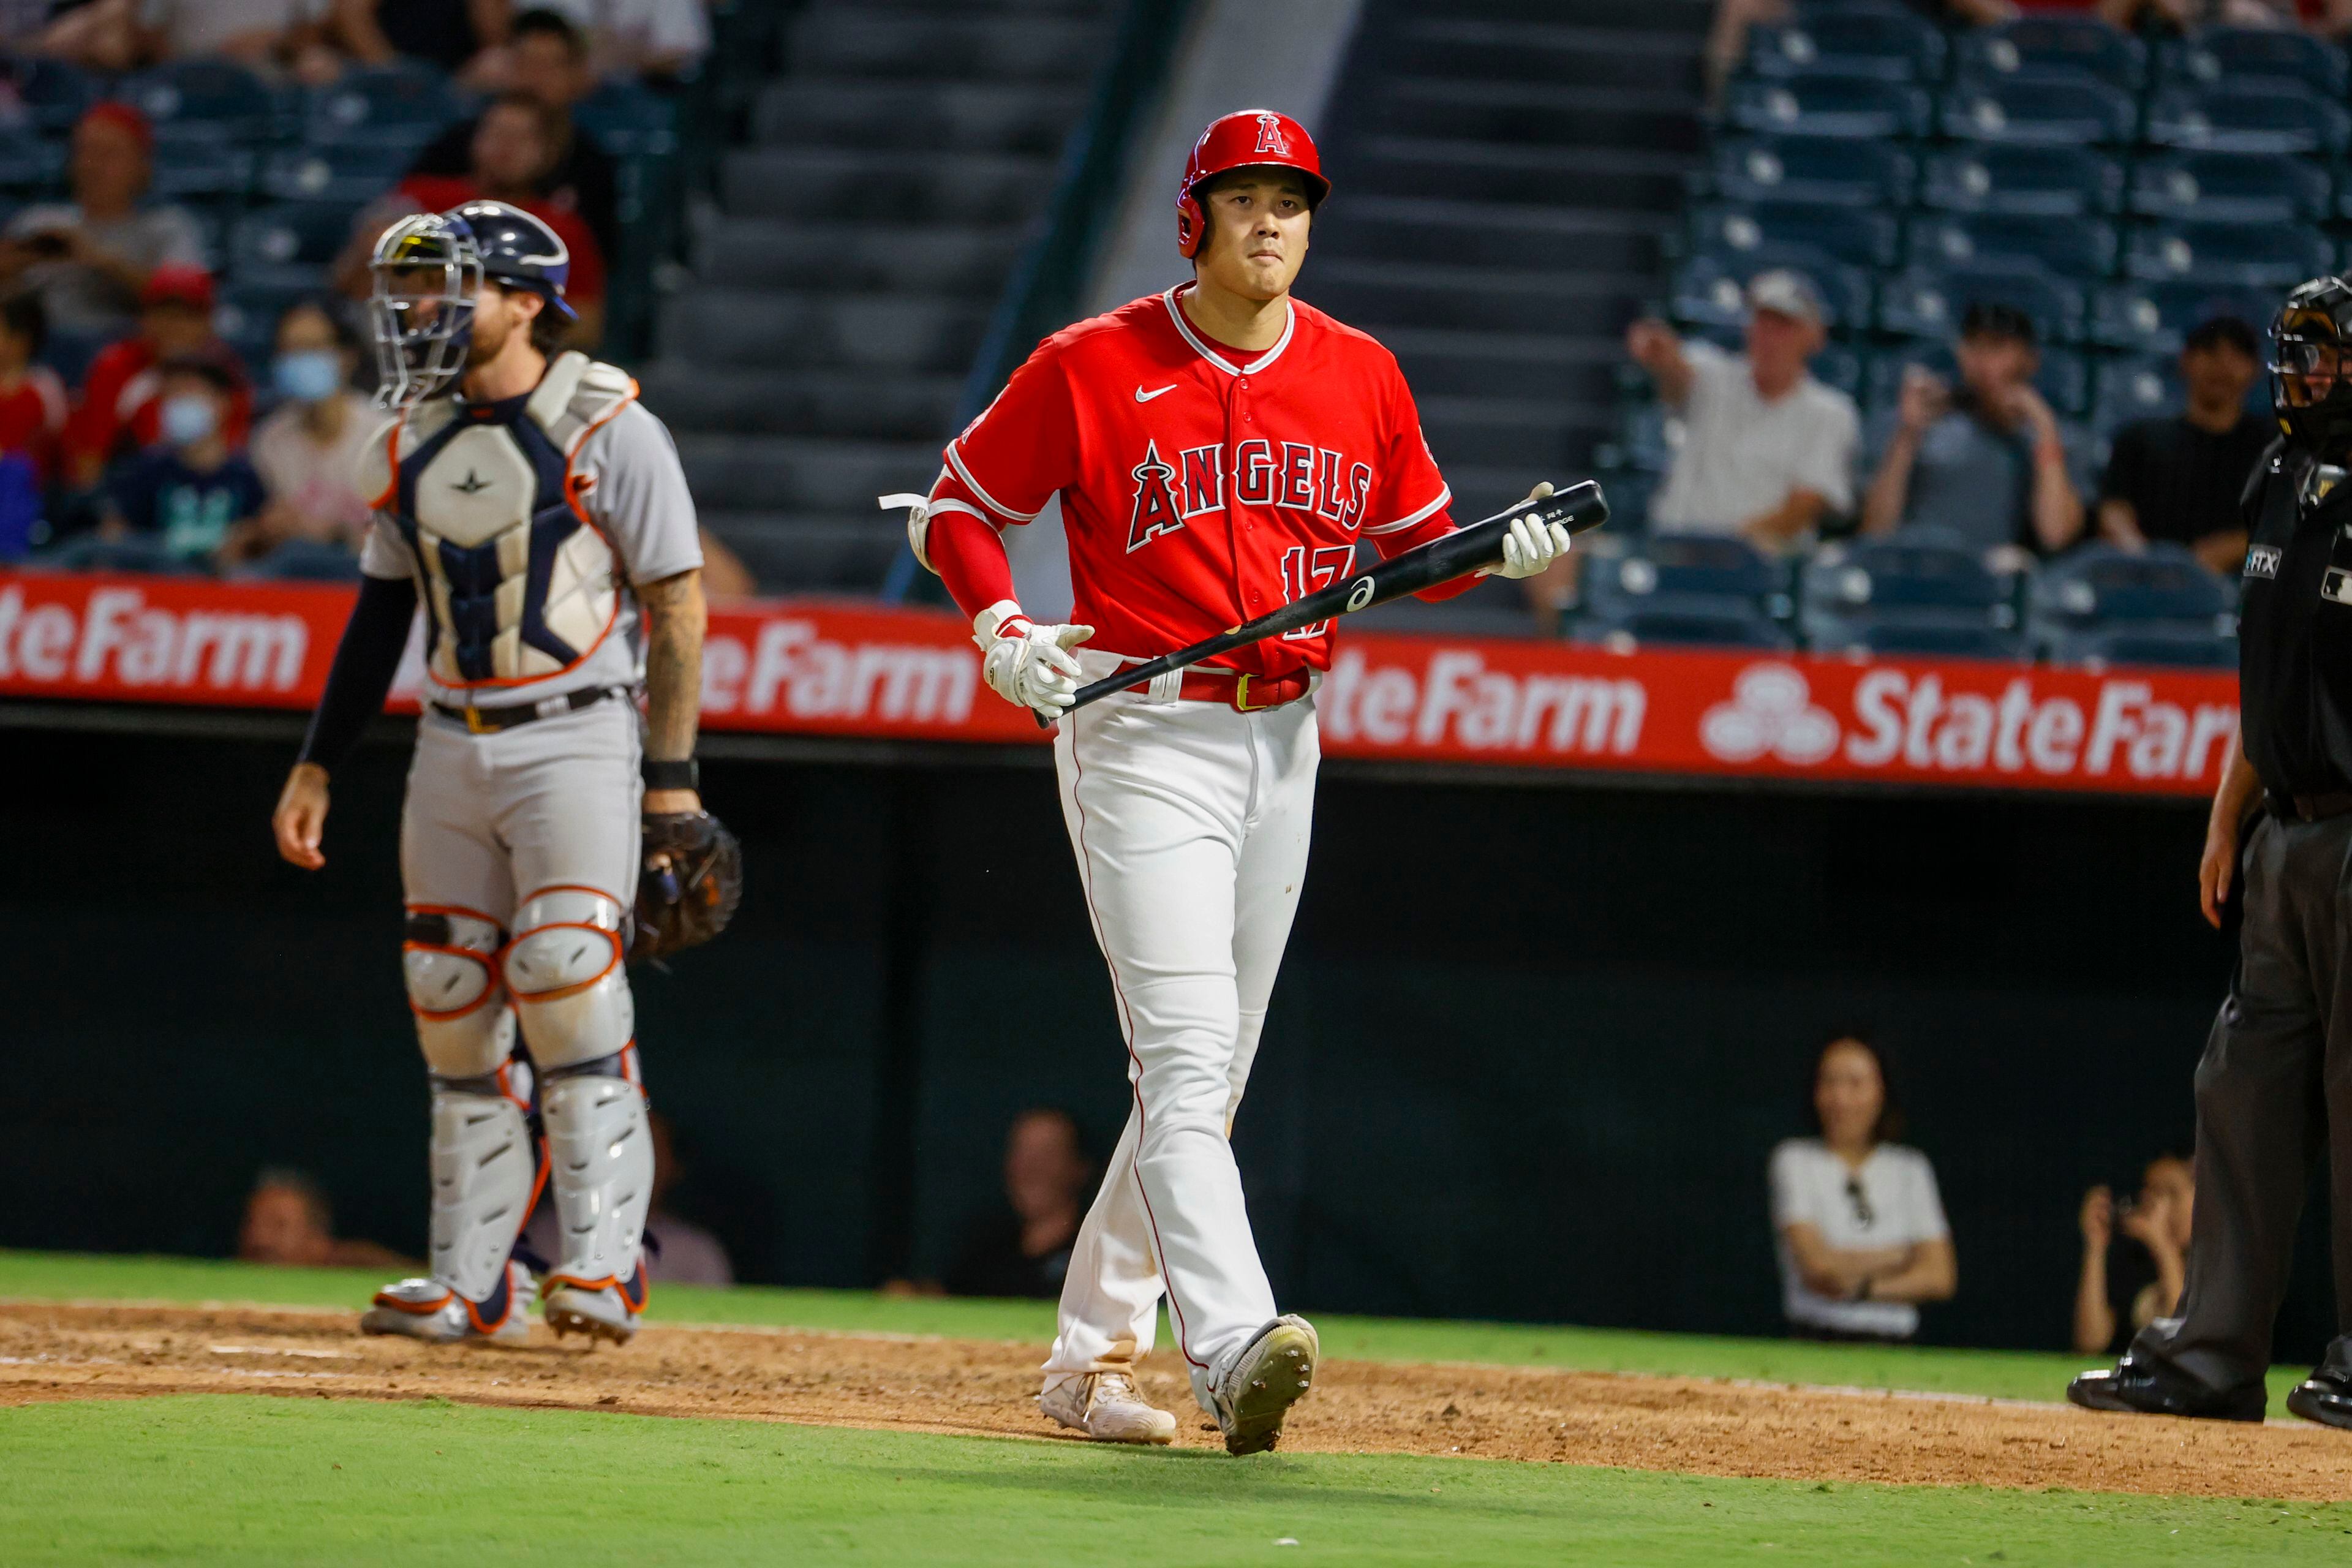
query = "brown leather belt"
(2271, 790, 2352, 823)
(1121, 665, 1311, 712)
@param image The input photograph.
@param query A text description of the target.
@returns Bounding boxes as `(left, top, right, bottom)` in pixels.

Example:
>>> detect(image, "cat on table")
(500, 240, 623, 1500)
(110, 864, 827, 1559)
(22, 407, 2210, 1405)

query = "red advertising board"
(0, 571, 2238, 797)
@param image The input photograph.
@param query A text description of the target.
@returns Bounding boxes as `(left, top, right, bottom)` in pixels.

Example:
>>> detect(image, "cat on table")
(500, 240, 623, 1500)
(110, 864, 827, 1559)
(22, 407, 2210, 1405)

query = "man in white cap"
(1624, 269, 1860, 552)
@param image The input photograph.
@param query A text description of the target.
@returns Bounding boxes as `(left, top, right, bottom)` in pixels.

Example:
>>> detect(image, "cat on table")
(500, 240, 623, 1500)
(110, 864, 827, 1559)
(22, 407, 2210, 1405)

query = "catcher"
(270, 200, 740, 1346)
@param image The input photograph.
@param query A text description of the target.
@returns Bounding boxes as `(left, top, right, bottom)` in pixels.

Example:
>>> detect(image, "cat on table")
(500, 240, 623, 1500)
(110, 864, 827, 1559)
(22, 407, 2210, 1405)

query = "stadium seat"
(1916, 145, 2123, 218)
(1667, 247, 1874, 334)
(238, 539, 364, 581)
(0, 129, 64, 197)
(1809, 615, 2028, 660)
(2123, 221, 2333, 288)
(1745, 11, 1947, 83)
(1709, 136, 1912, 209)
(2157, 25, 2348, 100)
(1905, 213, 2117, 280)
(2027, 543, 2234, 647)
(2144, 85, 2352, 156)
(1583, 534, 1784, 617)
(214, 282, 307, 364)
(2128, 151, 2329, 224)
(1573, 601, 1796, 652)
(1876, 266, 2086, 344)
(306, 65, 468, 150)
(6, 58, 96, 135)
(1803, 531, 2010, 614)
(1939, 77, 2138, 146)
(124, 60, 282, 144)
(146, 129, 253, 203)
(574, 80, 678, 156)
(31, 535, 198, 575)
(259, 143, 412, 206)
(2089, 279, 2277, 353)
(228, 202, 360, 293)
(2090, 356, 2181, 434)
(1689, 200, 1901, 270)
(1615, 402, 1678, 474)
(1954, 17, 2147, 94)
(1725, 77, 1931, 140)
(2047, 623, 2239, 669)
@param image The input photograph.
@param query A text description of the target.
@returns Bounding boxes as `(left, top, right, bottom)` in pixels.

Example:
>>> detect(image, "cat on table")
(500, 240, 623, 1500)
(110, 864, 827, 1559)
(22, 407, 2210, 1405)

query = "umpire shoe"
(1039, 1371, 1178, 1445)
(2286, 1370, 2352, 1430)
(1208, 1316, 1319, 1455)
(543, 1264, 647, 1346)
(2066, 1351, 2266, 1422)
(360, 1262, 535, 1345)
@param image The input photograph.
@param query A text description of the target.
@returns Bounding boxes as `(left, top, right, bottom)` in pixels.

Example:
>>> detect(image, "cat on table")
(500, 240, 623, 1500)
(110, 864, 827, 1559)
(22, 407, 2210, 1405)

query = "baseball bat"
(1041, 479, 1608, 726)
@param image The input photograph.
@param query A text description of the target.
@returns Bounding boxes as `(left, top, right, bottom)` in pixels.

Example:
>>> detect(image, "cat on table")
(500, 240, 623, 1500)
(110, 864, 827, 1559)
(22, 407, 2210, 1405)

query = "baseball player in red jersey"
(897, 110, 1569, 1454)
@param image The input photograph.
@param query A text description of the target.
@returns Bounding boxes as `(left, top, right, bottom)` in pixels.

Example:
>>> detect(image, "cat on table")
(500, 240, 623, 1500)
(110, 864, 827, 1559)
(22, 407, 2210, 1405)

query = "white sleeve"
(1768, 1142, 1817, 1230)
(1908, 1153, 1951, 1244)
(1794, 390, 1861, 513)
(1676, 339, 1730, 420)
(581, 401, 704, 586)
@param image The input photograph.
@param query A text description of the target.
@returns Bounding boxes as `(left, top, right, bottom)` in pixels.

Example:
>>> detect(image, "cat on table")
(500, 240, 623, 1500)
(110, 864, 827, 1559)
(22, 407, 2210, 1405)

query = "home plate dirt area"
(4, 1301, 2347, 1501)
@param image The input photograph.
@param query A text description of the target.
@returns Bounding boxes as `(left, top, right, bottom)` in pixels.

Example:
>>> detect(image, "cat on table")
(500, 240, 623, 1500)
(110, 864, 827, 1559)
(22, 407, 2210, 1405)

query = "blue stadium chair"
(0, 129, 64, 197)
(238, 539, 364, 581)
(213, 282, 307, 365)
(1583, 534, 1784, 616)
(2091, 356, 2182, 434)
(573, 80, 677, 157)
(1939, 76, 2138, 146)
(1876, 266, 2087, 344)
(1809, 615, 2028, 660)
(1745, 11, 1947, 83)
(1802, 532, 2010, 619)
(2145, 84, 2352, 156)
(259, 143, 412, 206)
(2124, 221, 2333, 288)
(228, 202, 359, 292)
(1916, 145, 2123, 217)
(1709, 136, 1912, 209)
(1905, 213, 2118, 279)
(2128, 151, 2329, 224)
(1869, 345, 2091, 420)
(1955, 17, 2147, 94)
(1690, 200, 1901, 270)
(1668, 247, 1874, 334)
(2157, 26, 2348, 99)
(1809, 344, 1865, 399)
(1573, 601, 1797, 652)
(31, 534, 198, 575)
(124, 60, 281, 145)
(146, 129, 253, 204)
(1725, 77, 1931, 140)
(306, 65, 468, 150)
(1615, 403, 1677, 475)
(2027, 543, 2234, 650)
(2047, 624, 2238, 669)
(2089, 279, 2277, 352)
(6, 58, 96, 135)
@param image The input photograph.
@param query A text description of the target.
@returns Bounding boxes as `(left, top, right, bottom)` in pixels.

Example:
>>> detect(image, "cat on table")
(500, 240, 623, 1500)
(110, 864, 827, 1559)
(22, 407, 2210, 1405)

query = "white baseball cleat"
(543, 1264, 647, 1346)
(360, 1262, 535, 1345)
(1208, 1315, 1319, 1455)
(1039, 1371, 1178, 1445)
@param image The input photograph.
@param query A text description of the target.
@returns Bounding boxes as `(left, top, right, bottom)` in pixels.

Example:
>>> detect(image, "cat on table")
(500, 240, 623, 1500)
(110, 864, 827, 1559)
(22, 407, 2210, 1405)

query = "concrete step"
(752, 80, 1085, 155)
(1369, 78, 1708, 155)
(1315, 197, 1672, 274)
(1338, 137, 1698, 213)
(641, 364, 960, 440)
(704, 510, 907, 594)
(1300, 258, 1651, 337)
(661, 288, 990, 374)
(1419, 394, 1612, 472)
(1381, 325, 1623, 400)
(788, 7, 1108, 81)
(721, 146, 1056, 222)
(694, 217, 1026, 297)
(679, 434, 941, 513)
(1379, 17, 1702, 93)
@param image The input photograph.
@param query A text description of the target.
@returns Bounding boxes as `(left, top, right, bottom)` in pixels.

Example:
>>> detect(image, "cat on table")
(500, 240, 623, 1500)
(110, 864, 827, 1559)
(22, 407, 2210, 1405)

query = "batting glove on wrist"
(1489, 482, 1573, 580)
(974, 600, 1095, 716)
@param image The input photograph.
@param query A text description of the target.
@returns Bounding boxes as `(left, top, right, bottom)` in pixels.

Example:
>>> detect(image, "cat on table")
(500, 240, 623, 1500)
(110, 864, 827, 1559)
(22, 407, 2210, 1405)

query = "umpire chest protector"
(2236, 442, 2352, 797)
(368, 351, 637, 687)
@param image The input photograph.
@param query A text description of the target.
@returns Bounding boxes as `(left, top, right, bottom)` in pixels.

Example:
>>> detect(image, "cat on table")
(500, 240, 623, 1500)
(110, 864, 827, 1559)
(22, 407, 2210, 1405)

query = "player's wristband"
(642, 757, 699, 792)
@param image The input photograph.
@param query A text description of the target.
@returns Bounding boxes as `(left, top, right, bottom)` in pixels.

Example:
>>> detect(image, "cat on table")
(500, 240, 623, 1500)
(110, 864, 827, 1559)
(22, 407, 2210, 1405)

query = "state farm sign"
(0, 571, 2236, 798)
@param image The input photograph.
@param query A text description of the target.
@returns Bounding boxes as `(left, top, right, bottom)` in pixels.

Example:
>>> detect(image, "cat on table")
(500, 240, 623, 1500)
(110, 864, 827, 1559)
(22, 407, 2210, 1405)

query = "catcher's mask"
(2272, 275, 2352, 457)
(368, 211, 483, 409)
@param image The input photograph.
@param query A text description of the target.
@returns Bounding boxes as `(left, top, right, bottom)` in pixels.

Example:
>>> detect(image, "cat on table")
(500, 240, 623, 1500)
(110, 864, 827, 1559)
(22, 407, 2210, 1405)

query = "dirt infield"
(4, 1300, 2348, 1499)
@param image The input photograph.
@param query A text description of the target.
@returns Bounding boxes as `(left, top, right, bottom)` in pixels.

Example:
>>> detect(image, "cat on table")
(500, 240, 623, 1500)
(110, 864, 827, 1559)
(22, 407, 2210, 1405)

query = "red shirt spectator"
(0, 289, 67, 482)
(64, 265, 251, 486)
(397, 173, 605, 311)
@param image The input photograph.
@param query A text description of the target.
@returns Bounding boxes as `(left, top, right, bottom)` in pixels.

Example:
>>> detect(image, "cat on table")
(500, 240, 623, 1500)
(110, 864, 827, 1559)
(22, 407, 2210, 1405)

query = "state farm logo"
(1700, 663, 1839, 764)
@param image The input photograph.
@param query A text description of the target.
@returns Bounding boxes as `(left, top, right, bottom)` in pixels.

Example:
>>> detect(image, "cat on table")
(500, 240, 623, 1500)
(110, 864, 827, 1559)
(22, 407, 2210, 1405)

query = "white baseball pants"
(1042, 668, 1318, 1411)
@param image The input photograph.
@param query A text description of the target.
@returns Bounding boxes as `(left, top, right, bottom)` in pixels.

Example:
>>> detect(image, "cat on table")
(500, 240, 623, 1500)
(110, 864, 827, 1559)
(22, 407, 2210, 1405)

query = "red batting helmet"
(1174, 109, 1330, 259)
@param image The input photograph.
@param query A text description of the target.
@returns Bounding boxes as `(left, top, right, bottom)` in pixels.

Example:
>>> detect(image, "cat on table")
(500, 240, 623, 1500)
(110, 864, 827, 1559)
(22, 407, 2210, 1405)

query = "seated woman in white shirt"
(1769, 1033, 1958, 1343)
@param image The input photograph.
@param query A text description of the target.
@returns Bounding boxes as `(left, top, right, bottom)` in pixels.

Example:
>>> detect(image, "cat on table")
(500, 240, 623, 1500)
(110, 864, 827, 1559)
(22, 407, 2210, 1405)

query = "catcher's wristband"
(642, 756, 699, 792)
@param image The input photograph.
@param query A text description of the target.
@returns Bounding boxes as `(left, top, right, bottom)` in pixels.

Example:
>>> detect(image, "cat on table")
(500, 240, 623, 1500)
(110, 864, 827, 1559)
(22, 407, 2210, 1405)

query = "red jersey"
(66, 336, 253, 481)
(926, 285, 1458, 677)
(0, 366, 67, 480)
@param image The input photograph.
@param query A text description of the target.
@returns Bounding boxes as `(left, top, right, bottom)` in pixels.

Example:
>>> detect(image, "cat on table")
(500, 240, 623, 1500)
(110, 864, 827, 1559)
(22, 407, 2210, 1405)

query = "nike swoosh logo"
(1134, 385, 1177, 403)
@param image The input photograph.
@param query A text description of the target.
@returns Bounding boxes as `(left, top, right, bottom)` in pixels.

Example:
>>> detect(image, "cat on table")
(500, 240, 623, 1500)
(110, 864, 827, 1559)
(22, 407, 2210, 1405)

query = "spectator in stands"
(2073, 1154, 2195, 1357)
(0, 103, 206, 341)
(230, 299, 373, 567)
(1626, 270, 1861, 553)
(0, 292, 69, 484)
(66, 265, 251, 491)
(2098, 0, 2324, 34)
(1770, 1033, 1957, 1343)
(99, 350, 265, 564)
(2098, 317, 2271, 578)
(237, 1166, 412, 1271)
(522, 1109, 733, 1285)
(942, 1107, 1096, 1299)
(336, 92, 606, 347)
(328, 0, 511, 83)
(126, 0, 344, 78)
(1859, 303, 2086, 565)
(407, 9, 618, 259)
(538, 0, 709, 83)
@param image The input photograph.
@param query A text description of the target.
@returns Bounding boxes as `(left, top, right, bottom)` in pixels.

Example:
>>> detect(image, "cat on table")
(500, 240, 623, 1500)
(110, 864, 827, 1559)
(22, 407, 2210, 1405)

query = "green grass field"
(4, 1250, 2346, 1566)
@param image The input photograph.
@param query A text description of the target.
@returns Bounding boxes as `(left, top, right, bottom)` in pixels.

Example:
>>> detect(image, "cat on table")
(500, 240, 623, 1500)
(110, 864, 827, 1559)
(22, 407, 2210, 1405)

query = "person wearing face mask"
(230, 300, 375, 565)
(98, 350, 265, 564)
(66, 265, 253, 492)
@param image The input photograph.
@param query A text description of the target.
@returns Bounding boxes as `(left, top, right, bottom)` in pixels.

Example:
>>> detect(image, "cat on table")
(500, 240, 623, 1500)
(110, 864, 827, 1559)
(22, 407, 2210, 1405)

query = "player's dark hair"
(524, 289, 568, 353)
(513, 7, 588, 58)
(1802, 1031, 1907, 1147)
(0, 288, 45, 357)
(2185, 314, 2258, 360)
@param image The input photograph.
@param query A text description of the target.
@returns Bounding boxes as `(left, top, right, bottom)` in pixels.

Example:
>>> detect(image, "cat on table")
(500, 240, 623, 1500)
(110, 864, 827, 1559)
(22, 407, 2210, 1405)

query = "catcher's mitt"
(631, 810, 743, 963)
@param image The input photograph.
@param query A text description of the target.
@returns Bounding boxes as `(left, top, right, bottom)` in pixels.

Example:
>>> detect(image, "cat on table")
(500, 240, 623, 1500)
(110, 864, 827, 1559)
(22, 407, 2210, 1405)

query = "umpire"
(2068, 277, 2352, 1429)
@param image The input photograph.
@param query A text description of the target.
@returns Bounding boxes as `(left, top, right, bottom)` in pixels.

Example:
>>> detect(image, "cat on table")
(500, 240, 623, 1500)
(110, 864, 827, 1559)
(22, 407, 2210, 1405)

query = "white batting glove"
(1489, 481, 1572, 580)
(974, 600, 1095, 716)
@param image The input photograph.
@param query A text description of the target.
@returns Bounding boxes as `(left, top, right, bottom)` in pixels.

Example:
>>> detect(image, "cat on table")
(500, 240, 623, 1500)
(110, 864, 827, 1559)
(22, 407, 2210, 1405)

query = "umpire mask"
(2272, 276, 2352, 458)
(368, 211, 482, 409)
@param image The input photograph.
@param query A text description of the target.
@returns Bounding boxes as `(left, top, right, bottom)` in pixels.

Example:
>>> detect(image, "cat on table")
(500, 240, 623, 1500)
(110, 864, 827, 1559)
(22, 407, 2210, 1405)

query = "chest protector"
(371, 352, 637, 687)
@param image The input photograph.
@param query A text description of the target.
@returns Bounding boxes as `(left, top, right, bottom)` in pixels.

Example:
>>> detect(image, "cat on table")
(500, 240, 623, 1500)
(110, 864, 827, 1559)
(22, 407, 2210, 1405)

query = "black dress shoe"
(2066, 1354, 2266, 1422)
(2286, 1370, 2352, 1430)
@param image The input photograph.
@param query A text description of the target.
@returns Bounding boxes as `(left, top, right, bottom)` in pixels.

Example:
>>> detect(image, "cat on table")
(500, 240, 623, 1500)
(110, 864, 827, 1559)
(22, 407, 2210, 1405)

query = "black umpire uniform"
(2069, 276, 2352, 1430)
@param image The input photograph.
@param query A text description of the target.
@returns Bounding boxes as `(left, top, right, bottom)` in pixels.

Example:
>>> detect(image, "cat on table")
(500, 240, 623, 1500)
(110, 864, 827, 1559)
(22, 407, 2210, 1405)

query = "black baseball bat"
(1041, 479, 1608, 726)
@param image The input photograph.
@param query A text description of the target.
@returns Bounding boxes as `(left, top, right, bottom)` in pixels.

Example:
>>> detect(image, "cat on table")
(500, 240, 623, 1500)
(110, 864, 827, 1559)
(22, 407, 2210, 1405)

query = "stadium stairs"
(1306, 0, 1712, 628)
(641, 0, 1116, 593)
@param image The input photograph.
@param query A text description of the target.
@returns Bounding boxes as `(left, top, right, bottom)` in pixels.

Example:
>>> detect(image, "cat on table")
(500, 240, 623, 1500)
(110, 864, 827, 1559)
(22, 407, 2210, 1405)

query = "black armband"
(297, 574, 418, 772)
(641, 756, 698, 792)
